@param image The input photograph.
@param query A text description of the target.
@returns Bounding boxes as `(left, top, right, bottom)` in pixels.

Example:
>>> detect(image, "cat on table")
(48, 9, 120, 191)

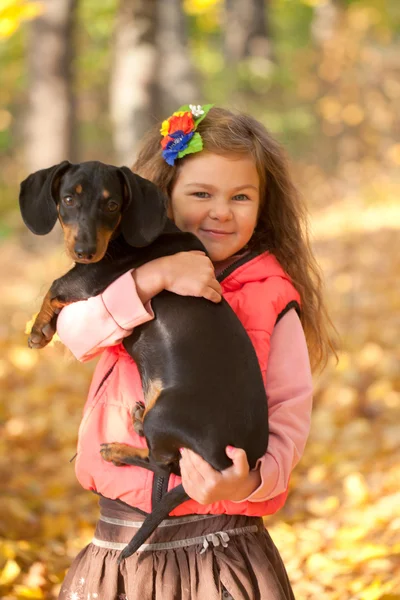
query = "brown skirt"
(58, 496, 295, 600)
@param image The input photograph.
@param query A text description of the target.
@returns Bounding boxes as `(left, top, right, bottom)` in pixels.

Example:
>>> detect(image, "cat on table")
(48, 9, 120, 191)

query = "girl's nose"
(209, 201, 232, 221)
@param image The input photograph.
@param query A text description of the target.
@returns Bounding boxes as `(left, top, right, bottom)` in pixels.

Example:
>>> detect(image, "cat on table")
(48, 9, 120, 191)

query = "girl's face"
(169, 152, 261, 262)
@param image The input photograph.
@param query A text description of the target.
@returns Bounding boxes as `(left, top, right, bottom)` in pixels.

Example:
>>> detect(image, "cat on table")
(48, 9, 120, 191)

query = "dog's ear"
(118, 167, 168, 247)
(19, 160, 71, 235)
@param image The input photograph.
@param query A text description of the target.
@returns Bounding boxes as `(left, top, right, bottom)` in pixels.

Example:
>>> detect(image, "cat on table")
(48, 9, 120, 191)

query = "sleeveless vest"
(75, 251, 301, 517)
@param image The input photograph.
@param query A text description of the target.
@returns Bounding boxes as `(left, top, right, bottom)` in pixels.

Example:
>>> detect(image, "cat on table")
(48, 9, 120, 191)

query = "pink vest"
(75, 252, 301, 517)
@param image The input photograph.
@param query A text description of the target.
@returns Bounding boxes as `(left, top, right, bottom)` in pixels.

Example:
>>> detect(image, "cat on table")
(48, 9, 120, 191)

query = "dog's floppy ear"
(118, 167, 168, 247)
(19, 160, 71, 235)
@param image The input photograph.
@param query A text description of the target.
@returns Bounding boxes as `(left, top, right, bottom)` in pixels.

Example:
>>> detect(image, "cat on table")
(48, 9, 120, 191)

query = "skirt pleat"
(58, 496, 295, 600)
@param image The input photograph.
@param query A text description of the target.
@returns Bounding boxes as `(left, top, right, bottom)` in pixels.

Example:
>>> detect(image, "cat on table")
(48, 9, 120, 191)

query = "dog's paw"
(133, 420, 145, 437)
(100, 442, 125, 466)
(134, 403, 145, 420)
(28, 323, 54, 349)
(132, 403, 145, 436)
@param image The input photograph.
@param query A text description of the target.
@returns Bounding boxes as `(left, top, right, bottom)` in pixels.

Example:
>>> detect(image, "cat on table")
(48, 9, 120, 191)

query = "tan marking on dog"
(62, 223, 79, 258)
(75, 184, 83, 194)
(32, 290, 56, 328)
(143, 378, 163, 418)
(100, 443, 149, 464)
(102, 189, 110, 199)
(95, 221, 120, 260)
(29, 289, 78, 348)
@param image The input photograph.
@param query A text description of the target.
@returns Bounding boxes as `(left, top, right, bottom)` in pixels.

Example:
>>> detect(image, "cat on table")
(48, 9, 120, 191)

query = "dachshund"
(19, 160, 269, 563)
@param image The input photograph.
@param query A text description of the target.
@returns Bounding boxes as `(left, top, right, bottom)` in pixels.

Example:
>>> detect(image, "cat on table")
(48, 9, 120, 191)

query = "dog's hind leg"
(99, 442, 169, 475)
(100, 443, 149, 466)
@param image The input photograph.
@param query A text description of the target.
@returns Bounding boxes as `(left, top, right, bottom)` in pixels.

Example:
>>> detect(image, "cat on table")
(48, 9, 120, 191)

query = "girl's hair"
(133, 107, 337, 373)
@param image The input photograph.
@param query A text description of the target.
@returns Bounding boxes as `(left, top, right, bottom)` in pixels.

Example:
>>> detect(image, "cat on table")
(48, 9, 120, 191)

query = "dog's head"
(19, 161, 168, 263)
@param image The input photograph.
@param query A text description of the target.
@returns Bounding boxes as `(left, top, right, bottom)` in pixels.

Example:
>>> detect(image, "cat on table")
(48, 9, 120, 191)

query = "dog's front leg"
(28, 264, 98, 349)
(28, 288, 82, 349)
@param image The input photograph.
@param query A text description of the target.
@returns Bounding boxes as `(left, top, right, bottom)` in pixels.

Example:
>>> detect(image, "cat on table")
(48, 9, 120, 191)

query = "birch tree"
(156, 0, 200, 117)
(25, 0, 77, 171)
(224, 0, 274, 65)
(110, 0, 159, 165)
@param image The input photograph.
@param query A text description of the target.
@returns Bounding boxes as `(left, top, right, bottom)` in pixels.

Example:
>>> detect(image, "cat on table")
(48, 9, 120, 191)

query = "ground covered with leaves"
(1, 205, 399, 599)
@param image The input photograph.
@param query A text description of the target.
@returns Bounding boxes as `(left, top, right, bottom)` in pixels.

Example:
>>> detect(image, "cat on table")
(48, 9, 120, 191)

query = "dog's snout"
(74, 244, 97, 261)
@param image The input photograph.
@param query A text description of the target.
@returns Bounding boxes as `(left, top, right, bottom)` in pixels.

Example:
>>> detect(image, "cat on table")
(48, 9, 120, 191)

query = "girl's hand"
(161, 251, 222, 303)
(132, 251, 222, 305)
(179, 446, 261, 504)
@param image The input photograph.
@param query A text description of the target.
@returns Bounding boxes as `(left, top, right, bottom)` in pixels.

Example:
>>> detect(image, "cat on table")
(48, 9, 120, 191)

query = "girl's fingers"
(226, 447, 249, 477)
(183, 449, 219, 480)
(180, 454, 205, 494)
(210, 279, 222, 294)
(203, 279, 222, 303)
(181, 449, 208, 484)
(204, 288, 222, 303)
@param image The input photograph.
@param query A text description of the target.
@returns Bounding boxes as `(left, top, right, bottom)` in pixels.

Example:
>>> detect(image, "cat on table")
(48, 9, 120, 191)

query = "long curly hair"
(132, 107, 337, 372)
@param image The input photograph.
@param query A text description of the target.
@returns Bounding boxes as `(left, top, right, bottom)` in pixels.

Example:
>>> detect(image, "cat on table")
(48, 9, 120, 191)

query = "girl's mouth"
(200, 229, 234, 237)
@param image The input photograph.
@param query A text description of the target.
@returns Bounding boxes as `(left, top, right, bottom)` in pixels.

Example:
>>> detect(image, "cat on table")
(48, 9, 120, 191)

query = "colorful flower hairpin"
(160, 103, 214, 166)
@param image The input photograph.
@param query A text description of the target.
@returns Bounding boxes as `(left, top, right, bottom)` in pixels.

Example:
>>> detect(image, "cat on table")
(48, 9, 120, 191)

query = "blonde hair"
(133, 107, 337, 372)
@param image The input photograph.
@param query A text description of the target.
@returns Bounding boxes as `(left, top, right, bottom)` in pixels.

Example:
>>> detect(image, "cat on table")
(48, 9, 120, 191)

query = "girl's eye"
(107, 200, 119, 212)
(193, 192, 210, 198)
(63, 196, 75, 207)
(233, 194, 249, 201)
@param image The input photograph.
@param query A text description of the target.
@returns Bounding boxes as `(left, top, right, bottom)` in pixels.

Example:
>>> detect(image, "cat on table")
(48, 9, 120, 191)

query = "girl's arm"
(56, 269, 156, 362)
(56, 251, 222, 362)
(236, 308, 313, 502)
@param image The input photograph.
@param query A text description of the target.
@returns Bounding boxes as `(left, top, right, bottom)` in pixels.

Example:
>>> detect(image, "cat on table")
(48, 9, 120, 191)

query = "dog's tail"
(117, 484, 189, 564)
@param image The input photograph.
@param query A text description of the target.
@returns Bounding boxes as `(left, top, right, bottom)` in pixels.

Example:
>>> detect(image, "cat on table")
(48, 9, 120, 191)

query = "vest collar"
(216, 250, 259, 283)
(218, 250, 290, 289)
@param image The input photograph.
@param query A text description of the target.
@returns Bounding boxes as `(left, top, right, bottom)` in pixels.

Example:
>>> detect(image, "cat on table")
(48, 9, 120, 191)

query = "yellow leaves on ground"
(12, 585, 44, 599)
(0, 560, 21, 586)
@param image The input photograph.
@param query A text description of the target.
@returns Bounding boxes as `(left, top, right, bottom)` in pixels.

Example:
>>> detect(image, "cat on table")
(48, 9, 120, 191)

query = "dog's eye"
(107, 201, 119, 212)
(63, 196, 75, 207)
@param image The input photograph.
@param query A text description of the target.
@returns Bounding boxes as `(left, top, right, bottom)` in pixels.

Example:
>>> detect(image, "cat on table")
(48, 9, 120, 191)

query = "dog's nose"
(74, 245, 96, 261)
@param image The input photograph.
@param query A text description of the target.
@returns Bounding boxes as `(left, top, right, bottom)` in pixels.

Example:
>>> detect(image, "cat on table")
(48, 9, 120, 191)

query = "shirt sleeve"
(234, 308, 313, 503)
(56, 270, 154, 363)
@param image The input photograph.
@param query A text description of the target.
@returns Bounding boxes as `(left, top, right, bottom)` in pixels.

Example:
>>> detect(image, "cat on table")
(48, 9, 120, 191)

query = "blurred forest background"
(1, 0, 400, 598)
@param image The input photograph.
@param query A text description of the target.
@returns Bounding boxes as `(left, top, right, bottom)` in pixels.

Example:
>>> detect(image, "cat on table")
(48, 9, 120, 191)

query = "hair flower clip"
(189, 104, 205, 117)
(160, 103, 213, 166)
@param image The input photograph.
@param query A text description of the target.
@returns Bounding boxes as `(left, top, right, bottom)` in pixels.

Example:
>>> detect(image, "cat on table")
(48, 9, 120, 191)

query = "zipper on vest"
(94, 360, 117, 397)
(216, 250, 259, 283)
(156, 475, 165, 503)
(152, 473, 169, 508)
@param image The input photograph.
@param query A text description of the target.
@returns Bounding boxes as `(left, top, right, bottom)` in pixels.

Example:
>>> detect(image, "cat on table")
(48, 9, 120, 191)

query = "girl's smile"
(169, 153, 261, 262)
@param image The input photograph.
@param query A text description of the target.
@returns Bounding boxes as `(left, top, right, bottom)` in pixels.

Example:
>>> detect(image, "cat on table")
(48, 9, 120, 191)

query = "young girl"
(56, 105, 333, 600)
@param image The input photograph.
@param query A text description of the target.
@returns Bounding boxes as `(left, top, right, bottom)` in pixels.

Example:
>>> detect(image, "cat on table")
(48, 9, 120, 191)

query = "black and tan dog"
(19, 161, 269, 562)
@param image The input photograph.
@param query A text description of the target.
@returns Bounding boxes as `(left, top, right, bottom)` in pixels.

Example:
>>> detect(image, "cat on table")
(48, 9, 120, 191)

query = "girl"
(56, 105, 333, 600)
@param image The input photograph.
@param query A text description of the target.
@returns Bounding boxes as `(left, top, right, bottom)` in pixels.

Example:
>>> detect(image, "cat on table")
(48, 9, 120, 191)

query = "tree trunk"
(25, 0, 77, 171)
(310, 0, 341, 45)
(224, 0, 273, 64)
(155, 0, 200, 117)
(110, 0, 159, 165)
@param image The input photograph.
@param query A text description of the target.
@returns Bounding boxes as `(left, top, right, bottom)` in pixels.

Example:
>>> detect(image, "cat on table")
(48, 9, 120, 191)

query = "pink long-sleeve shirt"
(57, 270, 313, 503)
